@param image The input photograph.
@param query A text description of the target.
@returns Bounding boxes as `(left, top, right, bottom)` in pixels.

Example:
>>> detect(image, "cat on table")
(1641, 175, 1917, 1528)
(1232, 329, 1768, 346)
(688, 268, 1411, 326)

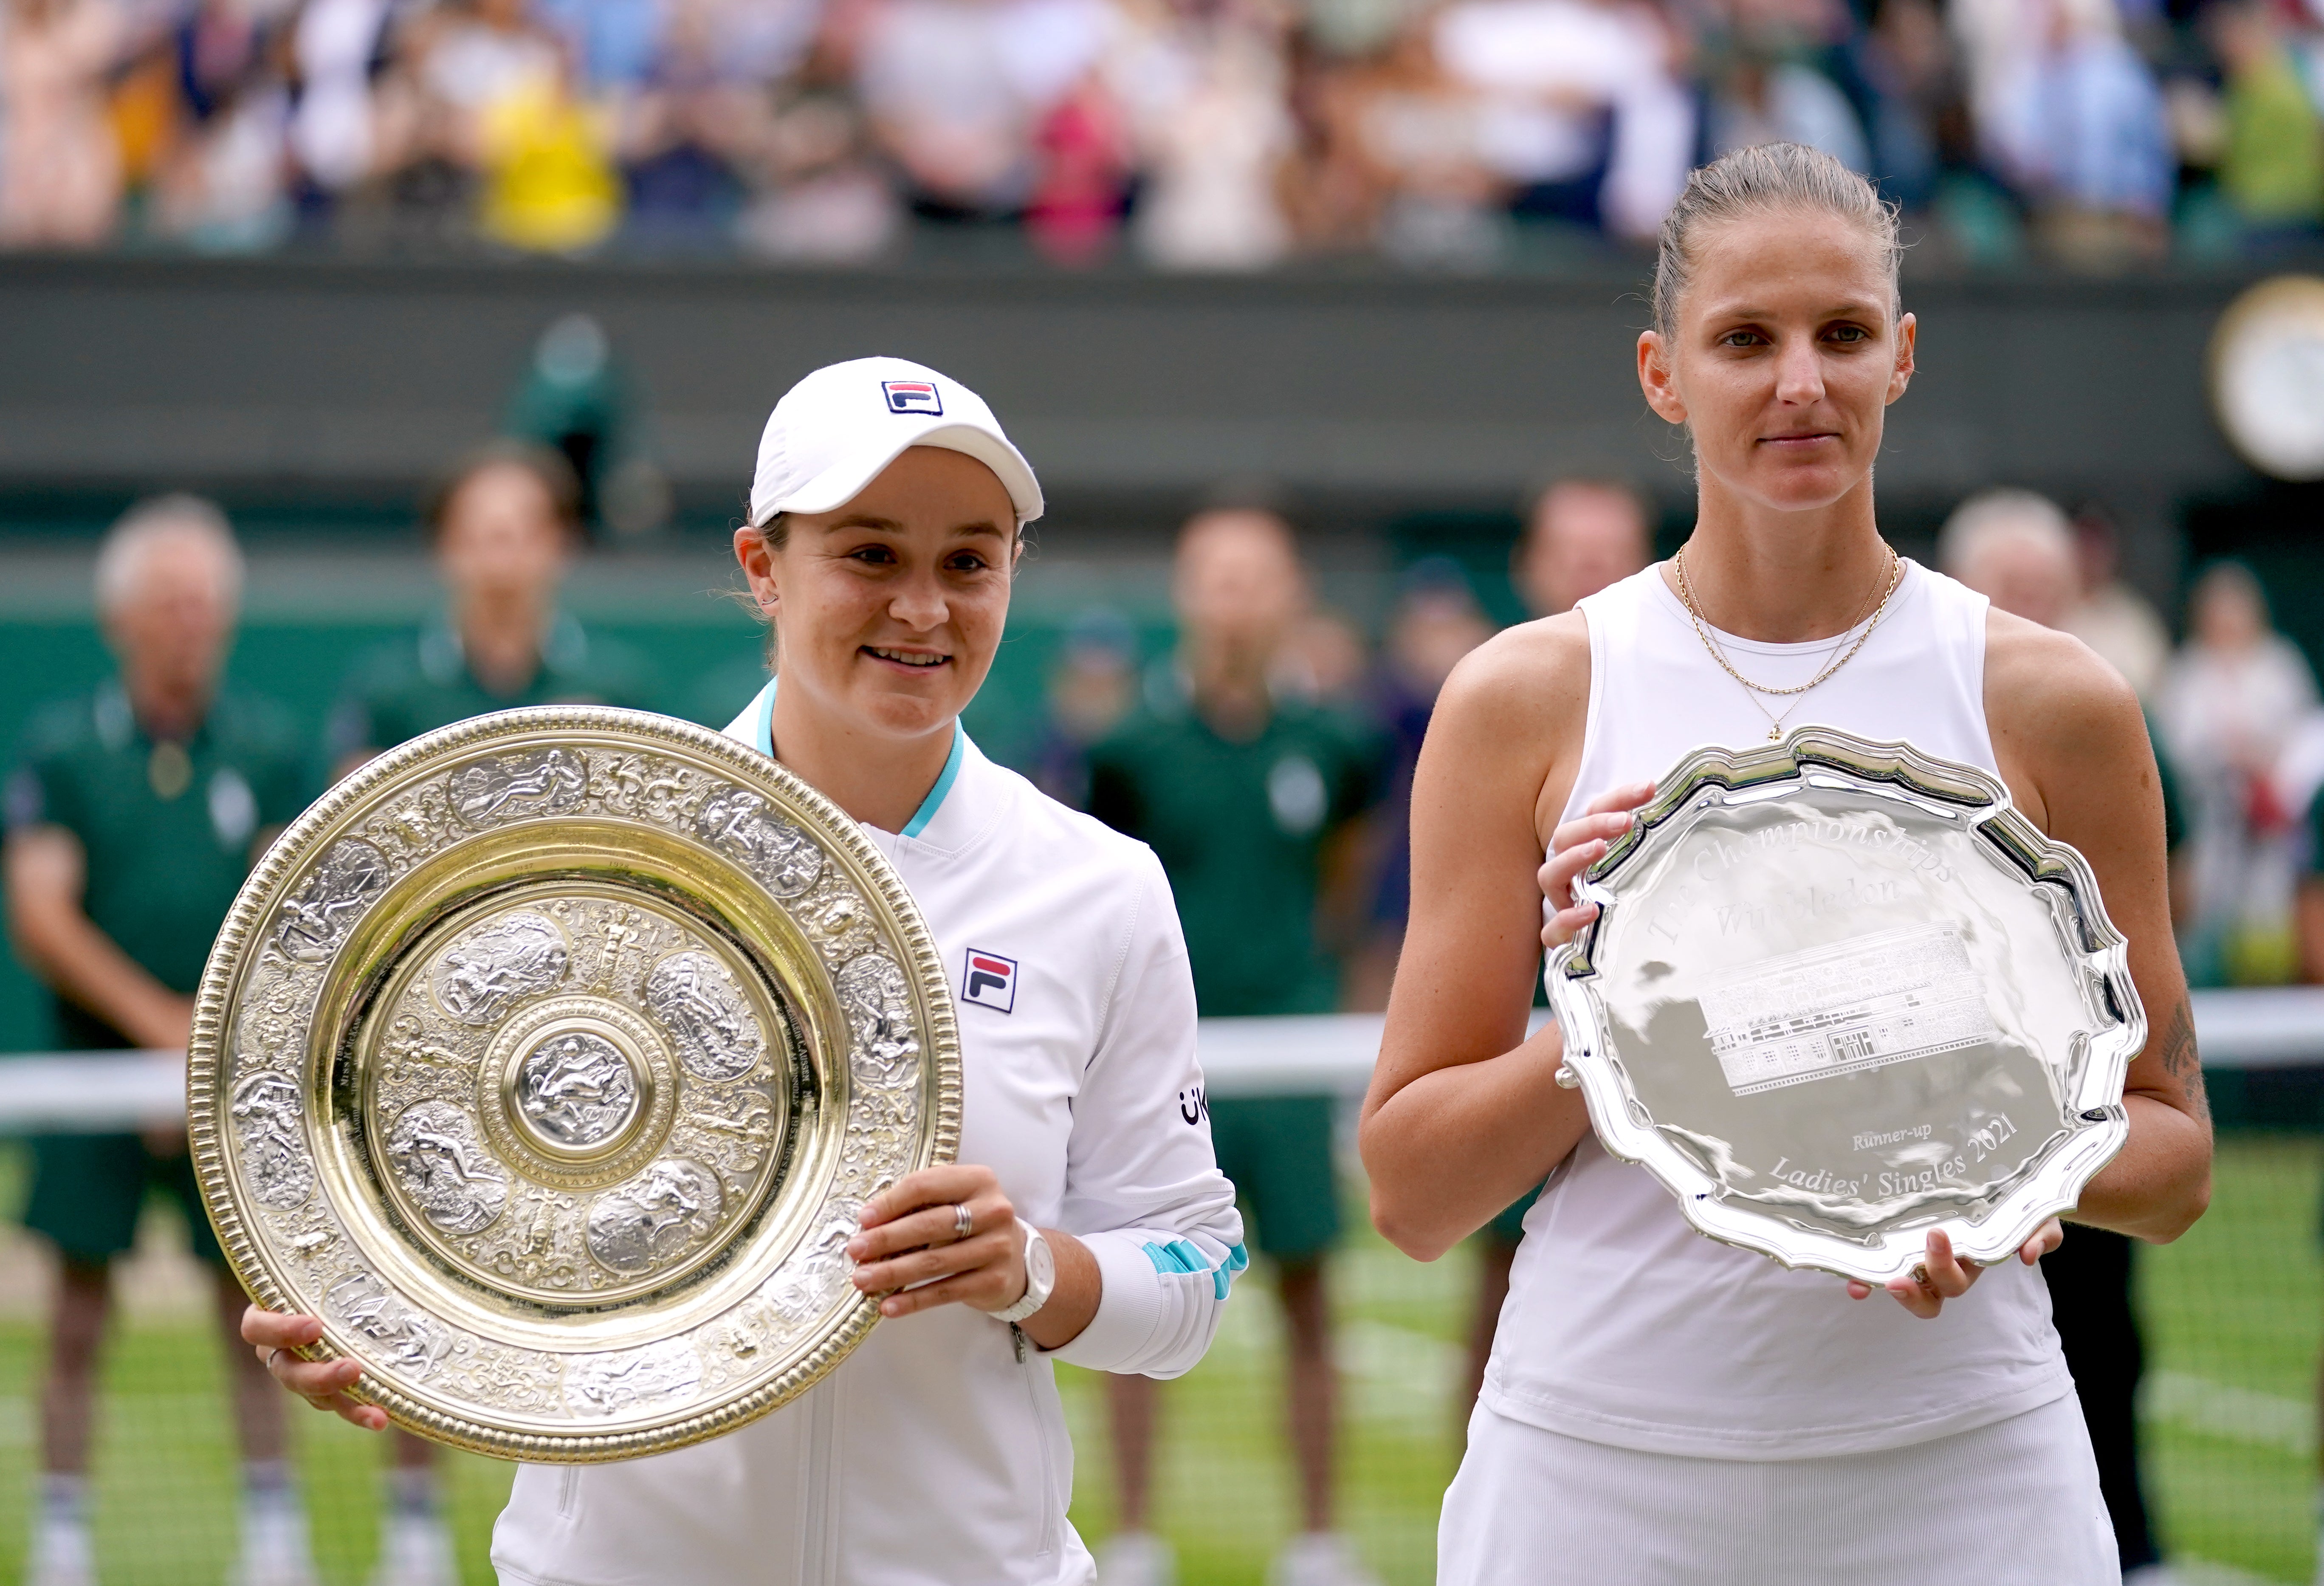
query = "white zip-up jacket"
(492, 685, 1246, 1586)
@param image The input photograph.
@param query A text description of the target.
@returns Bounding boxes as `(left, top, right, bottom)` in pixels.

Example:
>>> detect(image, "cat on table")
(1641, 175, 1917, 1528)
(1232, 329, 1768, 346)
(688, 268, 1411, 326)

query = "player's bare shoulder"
(1421, 609, 1591, 792)
(1982, 606, 2152, 824)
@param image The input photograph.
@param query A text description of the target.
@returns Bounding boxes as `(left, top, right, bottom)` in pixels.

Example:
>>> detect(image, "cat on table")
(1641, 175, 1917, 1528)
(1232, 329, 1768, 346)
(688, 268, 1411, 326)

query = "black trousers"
(2042, 1227, 2160, 1571)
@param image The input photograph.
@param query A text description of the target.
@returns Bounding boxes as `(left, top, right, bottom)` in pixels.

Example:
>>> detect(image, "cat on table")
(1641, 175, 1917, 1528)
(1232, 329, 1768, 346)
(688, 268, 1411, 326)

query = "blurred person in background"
(1957, 0, 2172, 265)
(855, 0, 1108, 222)
(1344, 559, 1492, 1011)
(735, 23, 906, 265)
(328, 440, 656, 775)
(288, 0, 397, 206)
(152, 0, 297, 252)
(1106, 0, 1297, 270)
(2158, 560, 2316, 987)
(1702, 0, 1873, 175)
(1857, 0, 1971, 214)
(1427, 0, 1692, 243)
(1942, 486, 2185, 1586)
(0, 0, 127, 247)
(1029, 607, 1141, 808)
(2063, 505, 2169, 700)
(1454, 474, 1648, 1437)
(1511, 474, 1651, 620)
(3, 498, 314, 1586)
(1087, 508, 1384, 1586)
(2203, 0, 2324, 241)
(324, 442, 650, 1583)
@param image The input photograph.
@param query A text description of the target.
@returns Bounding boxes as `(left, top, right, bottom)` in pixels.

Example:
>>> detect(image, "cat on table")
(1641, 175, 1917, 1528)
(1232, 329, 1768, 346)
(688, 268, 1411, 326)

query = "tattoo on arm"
(2155, 996, 2208, 1123)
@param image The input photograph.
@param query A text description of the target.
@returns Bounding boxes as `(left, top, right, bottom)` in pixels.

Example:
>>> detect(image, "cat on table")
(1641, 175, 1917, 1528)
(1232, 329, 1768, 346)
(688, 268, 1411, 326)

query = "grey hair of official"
(1652, 143, 1904, 341)
(93, 494, 244, 617)
(1936, 488, 2075, 585)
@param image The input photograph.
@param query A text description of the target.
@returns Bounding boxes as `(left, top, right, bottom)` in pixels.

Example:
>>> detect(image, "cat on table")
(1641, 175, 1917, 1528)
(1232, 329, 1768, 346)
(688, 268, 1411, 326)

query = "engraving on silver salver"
(1544, 726, 2142, 1287)
(431, 911, 570, 1025)
(516, 1030, 640, 1149)
(189, 706, 962, 1461)
(645, 949, 766, 1081)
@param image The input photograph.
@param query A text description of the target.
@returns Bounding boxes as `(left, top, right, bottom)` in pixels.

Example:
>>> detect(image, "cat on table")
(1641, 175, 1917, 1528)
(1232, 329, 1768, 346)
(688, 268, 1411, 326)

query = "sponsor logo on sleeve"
(962, 948, 1016, 1013)
(882, 380, 943, 416)
(1178, 1084, 1209, 1126)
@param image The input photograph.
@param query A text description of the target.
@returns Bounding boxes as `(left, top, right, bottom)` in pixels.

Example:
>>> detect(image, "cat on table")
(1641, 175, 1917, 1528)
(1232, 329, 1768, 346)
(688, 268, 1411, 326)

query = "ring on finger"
(952, 1202, 974, 1243)
(267, 1346, 287, 1371)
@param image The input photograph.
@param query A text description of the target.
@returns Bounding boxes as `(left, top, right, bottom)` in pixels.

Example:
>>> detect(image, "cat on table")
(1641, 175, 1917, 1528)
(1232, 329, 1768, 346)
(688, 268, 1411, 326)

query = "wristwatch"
(987, 1219, 1055, 1325)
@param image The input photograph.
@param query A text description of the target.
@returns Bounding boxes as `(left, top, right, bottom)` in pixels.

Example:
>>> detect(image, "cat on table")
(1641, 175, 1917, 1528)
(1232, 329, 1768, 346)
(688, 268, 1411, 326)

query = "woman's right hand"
(241, 1306, 390, 1431)
(1538, 781, 1656, 952)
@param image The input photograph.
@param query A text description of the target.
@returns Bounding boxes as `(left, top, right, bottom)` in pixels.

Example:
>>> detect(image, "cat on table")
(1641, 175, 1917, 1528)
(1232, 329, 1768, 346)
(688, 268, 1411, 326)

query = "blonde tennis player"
(245, 357, 1247, 1586)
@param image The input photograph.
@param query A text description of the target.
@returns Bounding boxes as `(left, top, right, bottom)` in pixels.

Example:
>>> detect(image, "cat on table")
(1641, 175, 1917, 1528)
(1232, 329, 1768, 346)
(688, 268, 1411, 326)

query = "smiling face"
(735, 445, 1017, 746)
(1639, 206, 1915, 518)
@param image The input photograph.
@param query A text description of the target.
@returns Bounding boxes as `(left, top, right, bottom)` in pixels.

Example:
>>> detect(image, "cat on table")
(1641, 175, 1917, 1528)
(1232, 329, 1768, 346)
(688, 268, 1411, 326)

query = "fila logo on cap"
(883, 379, 943, 416)
(962, 948, 1017, 1013)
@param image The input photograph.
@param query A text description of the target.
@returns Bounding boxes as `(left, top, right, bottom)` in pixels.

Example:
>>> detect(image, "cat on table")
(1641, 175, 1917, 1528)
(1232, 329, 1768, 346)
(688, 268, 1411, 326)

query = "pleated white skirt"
(1439, 1392, 2119, 1586)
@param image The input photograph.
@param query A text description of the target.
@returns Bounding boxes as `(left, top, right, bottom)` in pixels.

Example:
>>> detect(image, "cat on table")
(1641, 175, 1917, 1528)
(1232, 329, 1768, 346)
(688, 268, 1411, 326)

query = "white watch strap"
(987, 1219, 1050, 1324)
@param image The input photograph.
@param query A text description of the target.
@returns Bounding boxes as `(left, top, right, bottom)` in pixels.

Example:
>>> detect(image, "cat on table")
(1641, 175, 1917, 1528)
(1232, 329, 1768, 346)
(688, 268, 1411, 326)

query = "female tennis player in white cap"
(245, 356, 1247, 1586)
(1364, 144, 2211, 1585)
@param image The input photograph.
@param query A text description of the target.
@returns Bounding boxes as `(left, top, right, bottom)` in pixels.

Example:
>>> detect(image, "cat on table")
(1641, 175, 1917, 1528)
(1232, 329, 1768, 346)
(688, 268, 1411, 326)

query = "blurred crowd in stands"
(6, 0, 2324, 269)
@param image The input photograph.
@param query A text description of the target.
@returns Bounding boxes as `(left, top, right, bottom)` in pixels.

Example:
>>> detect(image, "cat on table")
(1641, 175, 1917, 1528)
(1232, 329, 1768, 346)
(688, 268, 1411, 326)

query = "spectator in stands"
(1428, 0, 1692, 242)
(2206, 0, 2324, 238)
(735, 48, 904, 264)
(0, 0, 127, 248)
(3, 498, 315, 1586)
(613, 0, 756, 248)
(152, 0, 296, 252)
(1510, 475, 1651, 621)
(1858, 0, 1967, 212)
(1327, 15, 1509, 268)
(1967, 0, 2172, 263)
(856, 0, 1108, 220)
(1109, 0, 1296, 268)
(328, 440, 656, 774)
(1941, 487, 2183, 1586)
(2159, 560, 2317, 988)
(1087, 508, 1385, 1586)
(322, 442, 650, 1584)
(289, 0, 398, 204)
(1455, 474, 1647, 1436)
(1704, 0, 1873, 175)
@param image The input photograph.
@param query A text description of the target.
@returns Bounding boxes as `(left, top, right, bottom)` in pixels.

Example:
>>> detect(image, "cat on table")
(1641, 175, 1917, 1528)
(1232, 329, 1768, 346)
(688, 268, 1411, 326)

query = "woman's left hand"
(848, 1164, 1027, 1319)
(1845, 1221, 2062, 1319)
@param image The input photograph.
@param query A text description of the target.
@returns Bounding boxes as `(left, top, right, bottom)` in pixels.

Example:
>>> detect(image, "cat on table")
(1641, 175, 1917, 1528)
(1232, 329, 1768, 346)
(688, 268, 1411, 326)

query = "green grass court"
(0, 1134, 2310, 1585)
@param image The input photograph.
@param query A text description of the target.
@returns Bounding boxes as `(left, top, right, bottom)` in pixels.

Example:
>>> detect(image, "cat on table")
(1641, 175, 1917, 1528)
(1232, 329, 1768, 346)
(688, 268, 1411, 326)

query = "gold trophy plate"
(188, 707, 961, 1462)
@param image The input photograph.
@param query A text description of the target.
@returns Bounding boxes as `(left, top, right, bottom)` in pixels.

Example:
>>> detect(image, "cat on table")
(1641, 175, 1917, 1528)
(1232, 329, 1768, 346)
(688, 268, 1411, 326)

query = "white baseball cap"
(748, 356, 1044, 528)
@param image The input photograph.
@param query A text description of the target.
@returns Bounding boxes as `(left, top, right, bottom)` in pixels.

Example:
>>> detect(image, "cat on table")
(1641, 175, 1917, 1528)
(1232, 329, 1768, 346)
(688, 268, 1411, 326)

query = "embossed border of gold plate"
(187, 706, 962, 1461)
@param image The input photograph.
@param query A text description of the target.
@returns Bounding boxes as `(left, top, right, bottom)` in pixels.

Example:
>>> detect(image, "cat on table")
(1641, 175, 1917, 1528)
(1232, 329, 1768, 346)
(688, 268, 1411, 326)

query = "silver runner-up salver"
(1545, 727, 2142, 1286)
(186, 707, 961, 1462)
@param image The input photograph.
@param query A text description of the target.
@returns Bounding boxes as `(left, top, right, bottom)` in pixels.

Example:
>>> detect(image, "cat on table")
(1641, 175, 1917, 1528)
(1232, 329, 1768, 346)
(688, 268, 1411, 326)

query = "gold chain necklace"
(1672, 545, 1904, 741)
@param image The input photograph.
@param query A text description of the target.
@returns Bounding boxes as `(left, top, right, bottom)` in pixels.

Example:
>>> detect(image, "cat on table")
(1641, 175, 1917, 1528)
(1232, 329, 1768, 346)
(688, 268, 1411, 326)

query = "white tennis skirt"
(1439, 1392, 2119, 1586)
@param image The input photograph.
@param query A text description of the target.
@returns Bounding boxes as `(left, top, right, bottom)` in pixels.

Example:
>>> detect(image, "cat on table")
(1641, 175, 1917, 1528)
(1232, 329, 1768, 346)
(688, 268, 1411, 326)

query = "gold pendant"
(148, 741, 192, 800)
(1768, 726, 1781, 742)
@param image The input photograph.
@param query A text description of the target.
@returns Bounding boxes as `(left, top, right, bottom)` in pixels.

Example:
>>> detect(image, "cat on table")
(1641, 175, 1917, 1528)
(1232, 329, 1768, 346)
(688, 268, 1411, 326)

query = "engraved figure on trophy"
(230, 1072, 312, 1209)
(516, 1032, 641, 1149)
(325, 1273, 452, 1377)
(837, 953, 917, 1084)
(431, 912, 569, 1025)
(643, 951, 764, 1081)
(448, 748, 587, 827)
(767, 1199, 862, 1321)
(384, 1101, 511, 1234)
(585, 1158, 725, 1276)
(565, 1340, 705, 1418)
(275, 839, 389, 962)
(695, 785, 824, 897)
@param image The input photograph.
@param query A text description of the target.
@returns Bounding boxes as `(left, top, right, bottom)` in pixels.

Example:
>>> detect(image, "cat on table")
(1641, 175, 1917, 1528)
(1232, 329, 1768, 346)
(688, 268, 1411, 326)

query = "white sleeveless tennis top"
(1485, 559, 2074, 1460)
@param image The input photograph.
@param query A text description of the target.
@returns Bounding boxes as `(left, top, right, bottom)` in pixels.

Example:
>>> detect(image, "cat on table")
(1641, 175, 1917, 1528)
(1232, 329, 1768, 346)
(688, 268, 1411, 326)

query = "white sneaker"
(1269, 1532, 1379, 1586)
(234, 1497, 320, 1586)
(27, 1517, 94, 1586)
(1095, 1531, 1176, 1586)
(369, 1511, 459, 1586)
